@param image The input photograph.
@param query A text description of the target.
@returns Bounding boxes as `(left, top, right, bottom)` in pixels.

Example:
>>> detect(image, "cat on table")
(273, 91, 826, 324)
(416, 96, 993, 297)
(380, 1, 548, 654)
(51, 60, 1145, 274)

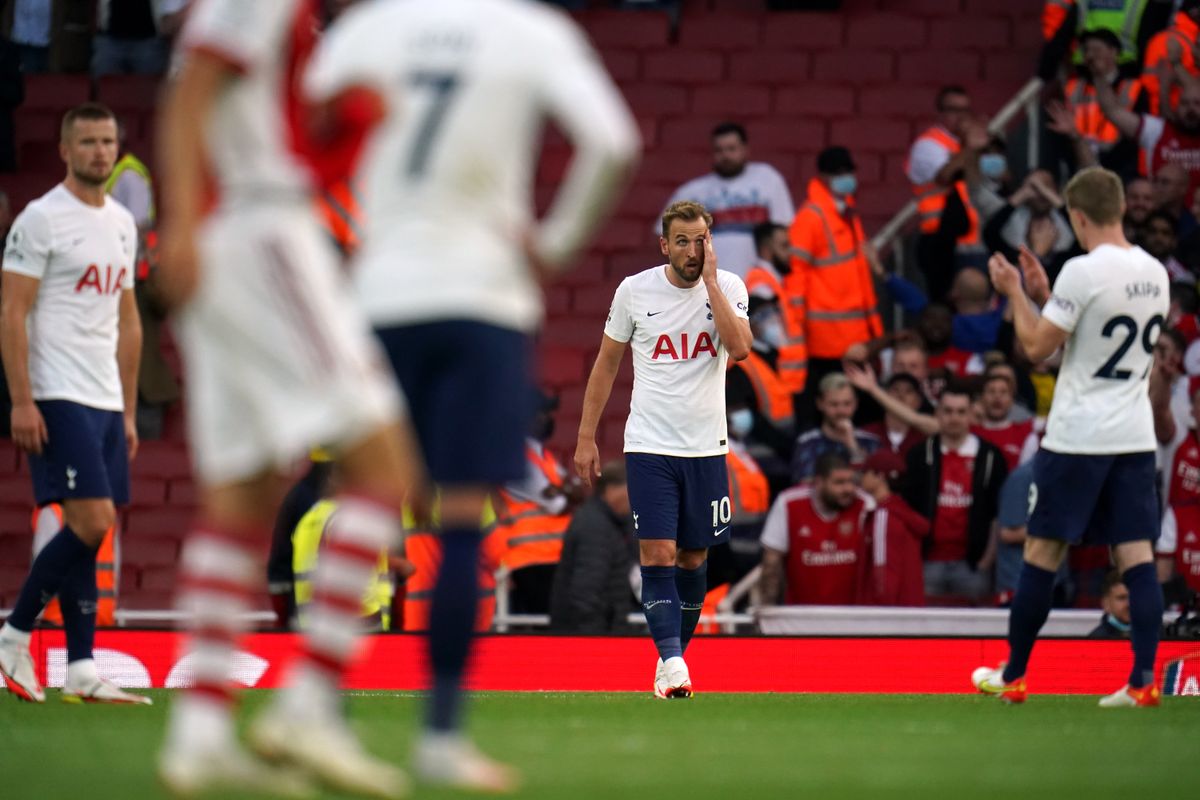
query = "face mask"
(979, 153, 1007, 179)
(829, 174, 857, 197)
(729, 409, 754, 438)
(756, 317, 785, 349)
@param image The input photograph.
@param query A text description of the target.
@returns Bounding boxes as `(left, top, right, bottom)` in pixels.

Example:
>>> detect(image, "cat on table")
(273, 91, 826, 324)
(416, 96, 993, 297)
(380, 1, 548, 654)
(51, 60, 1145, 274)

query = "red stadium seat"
(0, 478, 32, 506)
(642, 51, 725, 85)
(94, 75, 163, 114)
(847, 13, 929, 50)
(574, 10, 671, 49)
(131, 443, 193, 480)
(677, 14, 762, 49)
(121, 535, 180, 567)
(128, 478, 168, 508)
(124, 507, 192, 539)
(21, 74, 91, 112)
(812, 50, 895, 84)
(729, 51, 812, 86)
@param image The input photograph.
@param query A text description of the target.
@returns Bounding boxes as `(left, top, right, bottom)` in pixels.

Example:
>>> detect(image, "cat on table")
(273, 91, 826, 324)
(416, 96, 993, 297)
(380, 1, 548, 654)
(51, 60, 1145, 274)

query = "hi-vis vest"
(292, 500, 393, 629)
(490, 444, 570, 572)
(907, 127, 980, 244)
(34, 504, 117, 626)
(1143, 13, 1200, 115)
(1065, 77, 1142, 147)
(1073, 0, 1149, 65)
(726, 441, 769, 527)
(104, 153, 155, 224)
(744, 264, 808, 393)
(401, 500, 501, 632)
(734, 349, 795, 432)
(788, 178, 883, 360)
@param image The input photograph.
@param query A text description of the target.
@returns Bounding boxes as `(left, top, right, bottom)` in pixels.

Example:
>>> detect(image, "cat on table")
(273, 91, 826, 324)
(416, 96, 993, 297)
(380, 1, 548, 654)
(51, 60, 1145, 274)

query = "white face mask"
(729, 408, 754, 438)
(756, 317, 785, 349)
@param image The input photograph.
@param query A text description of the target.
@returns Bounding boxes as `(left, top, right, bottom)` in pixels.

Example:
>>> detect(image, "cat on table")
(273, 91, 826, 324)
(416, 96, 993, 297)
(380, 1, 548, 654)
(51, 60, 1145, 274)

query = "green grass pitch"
(1, 690, 1198, 799)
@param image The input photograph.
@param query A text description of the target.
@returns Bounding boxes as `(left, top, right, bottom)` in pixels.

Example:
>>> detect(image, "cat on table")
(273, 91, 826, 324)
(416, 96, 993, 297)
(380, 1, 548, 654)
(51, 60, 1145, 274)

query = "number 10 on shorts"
(711, 496, 732, 527)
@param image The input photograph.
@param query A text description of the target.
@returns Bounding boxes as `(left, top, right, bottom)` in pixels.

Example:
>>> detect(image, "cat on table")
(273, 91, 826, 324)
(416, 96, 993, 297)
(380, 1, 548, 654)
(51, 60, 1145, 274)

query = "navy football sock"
(1002, 561, 1057, 683)
(1122, 562, 1162, 689)
(426, 527, 481, 732)
(640, 565, 682, 661)
(6, 526, 91, 633)
(58, 544, 99, 663)
(675, 562, 707, 654)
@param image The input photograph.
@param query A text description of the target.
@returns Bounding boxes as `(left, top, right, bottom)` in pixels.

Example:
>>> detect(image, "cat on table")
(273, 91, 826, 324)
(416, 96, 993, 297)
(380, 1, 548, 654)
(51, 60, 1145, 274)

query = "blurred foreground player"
(0, 103, 147, 705)
(575, 201, 751, 699)
(974, 167, 1169, 707)
(155, 1, 426, 796)
(305, 0, 638, 789)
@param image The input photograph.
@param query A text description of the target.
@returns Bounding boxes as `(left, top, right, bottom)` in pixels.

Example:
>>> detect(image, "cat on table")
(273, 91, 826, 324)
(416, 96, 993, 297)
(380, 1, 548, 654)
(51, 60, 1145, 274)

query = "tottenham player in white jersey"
(305, 0, 637, 790)
(576, 201, 752, 699)
(973, 167, 1170, 707)
(0, 103, 148, 707)
(155, 1, 427, 796)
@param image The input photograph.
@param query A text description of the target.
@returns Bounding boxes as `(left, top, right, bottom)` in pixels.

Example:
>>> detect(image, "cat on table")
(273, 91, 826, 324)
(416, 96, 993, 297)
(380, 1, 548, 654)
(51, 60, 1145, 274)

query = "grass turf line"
(1, 690, 1197, 799)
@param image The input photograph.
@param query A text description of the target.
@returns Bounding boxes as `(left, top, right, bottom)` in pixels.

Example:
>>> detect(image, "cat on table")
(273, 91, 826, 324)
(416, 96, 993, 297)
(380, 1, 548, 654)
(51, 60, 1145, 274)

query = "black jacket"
(549, 496, 637, 633)
(902, 435, 1008, 570)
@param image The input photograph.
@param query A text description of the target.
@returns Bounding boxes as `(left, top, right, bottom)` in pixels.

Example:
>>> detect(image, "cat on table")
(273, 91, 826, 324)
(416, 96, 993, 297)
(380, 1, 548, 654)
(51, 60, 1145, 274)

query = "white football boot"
(0, 637, 44, 703)
(412, 732, 520, 794)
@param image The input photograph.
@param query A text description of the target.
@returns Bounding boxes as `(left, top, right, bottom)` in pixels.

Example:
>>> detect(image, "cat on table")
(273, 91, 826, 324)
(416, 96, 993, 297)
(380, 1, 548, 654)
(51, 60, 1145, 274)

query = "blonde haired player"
(974, 167, 1169, 707)
(155, 0, 427, 796)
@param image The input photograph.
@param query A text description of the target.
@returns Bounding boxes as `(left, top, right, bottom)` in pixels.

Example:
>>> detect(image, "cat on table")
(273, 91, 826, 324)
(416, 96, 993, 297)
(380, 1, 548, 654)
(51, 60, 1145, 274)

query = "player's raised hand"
(156, 221, 200, 309)
(987, 251, 1022, 299)
(11, 402, 47, 456)
(574, 437, 602, 486)
(1017, 245, 1051, 305)
(701, 233, 718, 284)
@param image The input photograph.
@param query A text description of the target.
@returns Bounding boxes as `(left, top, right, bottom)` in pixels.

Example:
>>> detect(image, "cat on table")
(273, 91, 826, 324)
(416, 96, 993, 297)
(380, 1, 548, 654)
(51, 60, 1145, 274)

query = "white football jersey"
(178, 0, 316, 202)
(304, 0, 639, 332)
(2, 185, 137, 412)
(605, 266, 749, 458)
(1040, 243, 1170, 455)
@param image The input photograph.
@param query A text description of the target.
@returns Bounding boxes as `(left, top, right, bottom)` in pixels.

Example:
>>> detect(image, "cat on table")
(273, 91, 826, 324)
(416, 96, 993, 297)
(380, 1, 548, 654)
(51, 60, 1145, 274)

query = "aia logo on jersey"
(651, 331, 717, 361)
(75, 264, 127, 295)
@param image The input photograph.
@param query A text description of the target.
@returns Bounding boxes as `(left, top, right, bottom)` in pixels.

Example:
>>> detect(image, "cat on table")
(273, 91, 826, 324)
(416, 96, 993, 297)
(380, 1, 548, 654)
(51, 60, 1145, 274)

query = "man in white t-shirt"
(973, 167, 1170, 708)
(658, 123, 794, 280)
(303, 0, 638, 790)
(576, 200, 752, 699)
(155, 1, 429, 796)
(0, 103, 147, 707)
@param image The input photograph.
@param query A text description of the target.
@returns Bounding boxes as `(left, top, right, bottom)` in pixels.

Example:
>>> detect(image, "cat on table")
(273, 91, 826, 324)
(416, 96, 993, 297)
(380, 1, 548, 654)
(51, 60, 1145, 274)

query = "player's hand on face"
(11, 402, 47, 456)
(701, 233, 718, 283)
(573, 438, 601, 486)
(124, 413, 139, 461)
(156, 223, 200, 309)
(987, 252, 1021, 298)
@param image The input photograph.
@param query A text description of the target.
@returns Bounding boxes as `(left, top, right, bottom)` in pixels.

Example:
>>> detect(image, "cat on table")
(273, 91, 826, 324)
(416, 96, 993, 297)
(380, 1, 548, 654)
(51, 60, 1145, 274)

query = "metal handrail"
(870, 77, 1045, 253)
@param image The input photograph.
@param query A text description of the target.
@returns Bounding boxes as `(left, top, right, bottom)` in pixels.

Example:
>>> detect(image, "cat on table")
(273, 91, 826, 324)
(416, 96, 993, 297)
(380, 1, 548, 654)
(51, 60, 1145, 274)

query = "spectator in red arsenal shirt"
(1158, 502, 1200, 597)
(1167, 381, 1200, 506)
(859, 448, 930, 606)
(845, 364, 936, 458)
(903, 384, 1008, 605)
(918, 304, 983, 383)
(972, 373, 1038, 471)
(759, 452, 873, 606)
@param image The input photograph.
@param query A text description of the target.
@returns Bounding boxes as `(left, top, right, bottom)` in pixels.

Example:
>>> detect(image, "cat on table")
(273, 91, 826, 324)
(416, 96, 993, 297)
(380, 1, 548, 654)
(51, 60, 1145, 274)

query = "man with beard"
(1140, 209, 1189, 279)
(658, 123, 794, 279)
(1153, 162, 1198, 237)
(576, 200, 751, 699)
(1098, 78, 1200, 205)
(972, 372, 1038, 471)
(0, 103, 147, 705)
(1124, 177, 1155, 240)
(759, 452, 874, 606)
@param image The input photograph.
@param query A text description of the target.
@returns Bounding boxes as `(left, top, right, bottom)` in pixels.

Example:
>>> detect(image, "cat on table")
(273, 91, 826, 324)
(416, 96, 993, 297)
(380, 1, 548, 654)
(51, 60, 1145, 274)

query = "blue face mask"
(979, 153, 1007, 179)
(829, 174, 857, 197)
(729, 409, 754, 438)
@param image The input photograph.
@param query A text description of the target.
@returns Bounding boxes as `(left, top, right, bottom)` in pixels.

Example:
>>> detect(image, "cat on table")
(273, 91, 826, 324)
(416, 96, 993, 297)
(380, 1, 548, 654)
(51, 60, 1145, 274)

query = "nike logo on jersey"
(714, 526, 729, 536)
(647, 311, 663, 316)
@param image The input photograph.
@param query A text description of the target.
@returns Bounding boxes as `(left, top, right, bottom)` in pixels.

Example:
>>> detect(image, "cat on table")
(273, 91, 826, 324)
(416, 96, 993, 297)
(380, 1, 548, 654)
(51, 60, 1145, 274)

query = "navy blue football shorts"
(1027, 448, 1158, 546)
(626, 452, 731, 550)
(28, 400, 129, 506)
(375, 320, 533, 486)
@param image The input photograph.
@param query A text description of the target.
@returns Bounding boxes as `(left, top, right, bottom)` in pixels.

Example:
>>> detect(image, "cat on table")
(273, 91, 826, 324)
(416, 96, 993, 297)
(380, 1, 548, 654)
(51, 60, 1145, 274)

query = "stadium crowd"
(1, 0, 1199, 639)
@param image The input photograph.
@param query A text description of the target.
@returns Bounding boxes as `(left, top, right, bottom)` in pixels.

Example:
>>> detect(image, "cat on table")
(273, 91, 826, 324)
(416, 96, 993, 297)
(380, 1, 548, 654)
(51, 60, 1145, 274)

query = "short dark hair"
(814, 451, 852, 479)
(596, 460, 627, 492)
(61, 102, 116, 141)
(1144, 209, 1179, 234)
(1159, 326, 1187, 355)
(752, 221, 783, 252)
(936, 85, 968, 111)
(711, 122, 747, 143)
(1171, 281, 1200, 315)
(939, 380, 974, 405)
(1100, 569, 1126, 598)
